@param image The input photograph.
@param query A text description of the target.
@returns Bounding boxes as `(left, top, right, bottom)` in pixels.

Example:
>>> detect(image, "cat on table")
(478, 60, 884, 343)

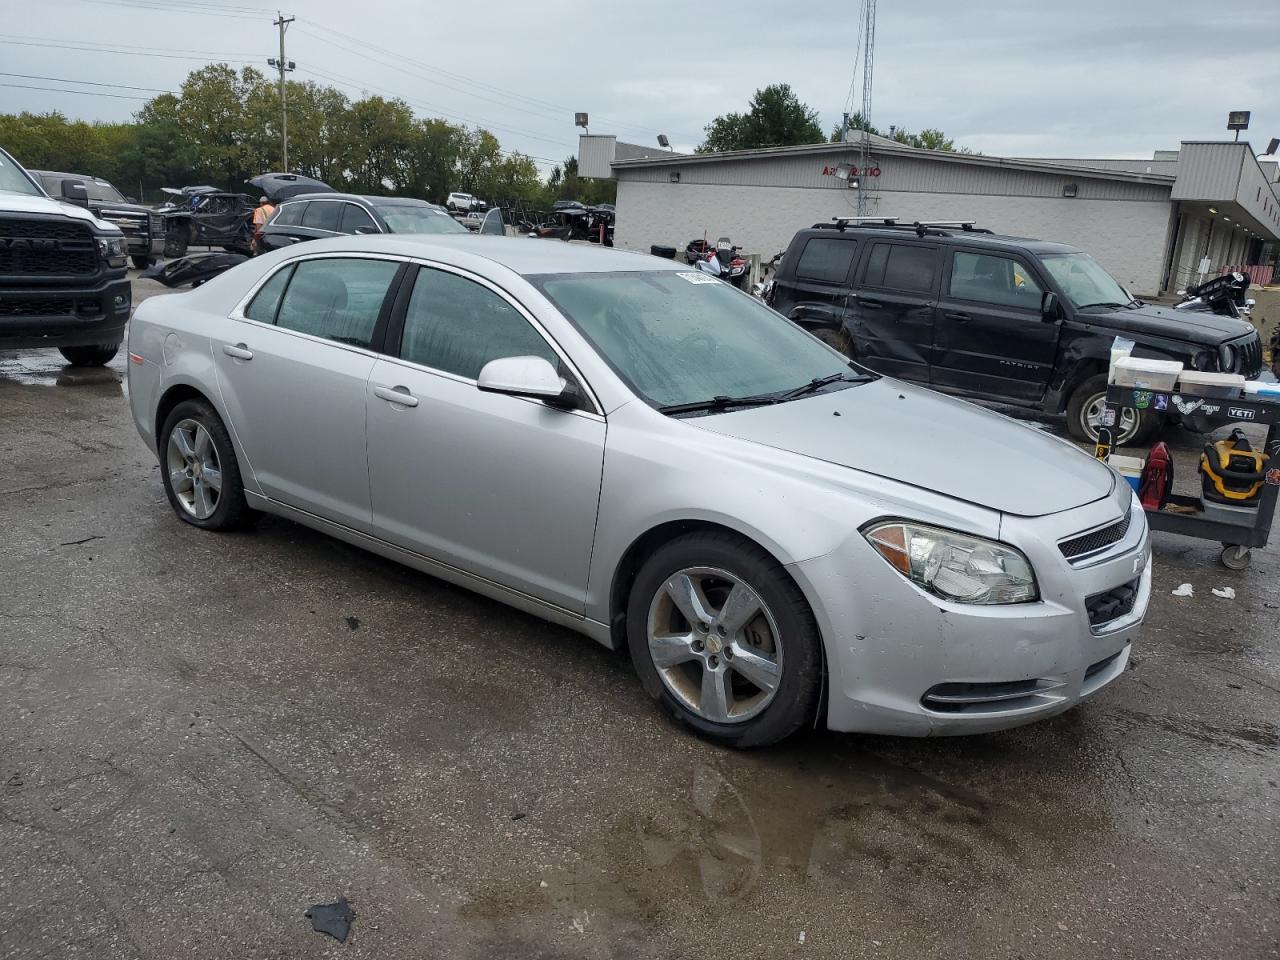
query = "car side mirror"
(477, 356, 567, 403)
(353, 225, 379, 235)
(1041, 290, 1061, 321)
(60, 179, 89, 206)
(125, 195, 137, 203)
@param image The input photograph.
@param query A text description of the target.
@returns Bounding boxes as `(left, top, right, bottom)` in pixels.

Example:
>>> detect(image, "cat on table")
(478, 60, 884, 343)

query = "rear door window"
(301, 201, 341, 232)
(341, 203, 378, 234)
(273, 201, 305, 226)
(274, 258, 399, 349)
(244, 265, 293, 323)
(795, 237, 858, 285)
(862, 242, 940, 293)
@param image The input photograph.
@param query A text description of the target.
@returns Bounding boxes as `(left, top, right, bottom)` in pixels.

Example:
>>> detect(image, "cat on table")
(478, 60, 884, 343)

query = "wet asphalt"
(0, 275, 1277, 959)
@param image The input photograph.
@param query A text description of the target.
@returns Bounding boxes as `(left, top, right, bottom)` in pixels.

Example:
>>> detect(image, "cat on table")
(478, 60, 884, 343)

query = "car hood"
(0, 191, 119, 232)
(688, 378, 1115, 517)
(1081, 303, 1255, 344)
(92, 200, 155, 218)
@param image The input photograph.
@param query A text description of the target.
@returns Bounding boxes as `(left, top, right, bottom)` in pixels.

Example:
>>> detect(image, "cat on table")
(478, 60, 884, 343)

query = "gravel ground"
(0, 272, 1276, 959)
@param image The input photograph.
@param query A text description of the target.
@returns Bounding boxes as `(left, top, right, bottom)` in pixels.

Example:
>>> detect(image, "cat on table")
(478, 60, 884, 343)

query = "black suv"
(768, 219, 1263, 445)
(1, 148, 131, 366)
(31, 170, 163, 269)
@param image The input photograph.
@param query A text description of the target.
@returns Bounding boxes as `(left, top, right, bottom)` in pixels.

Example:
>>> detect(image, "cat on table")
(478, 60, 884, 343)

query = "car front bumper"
(791, 487, 1151, 736)
(0, 276, 131, 348)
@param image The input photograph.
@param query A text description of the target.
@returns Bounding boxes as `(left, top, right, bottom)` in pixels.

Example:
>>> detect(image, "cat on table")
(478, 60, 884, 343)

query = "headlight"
(96, 235, 127, 266)
(1192, 350, 1214, 371)
(863, 521, 1039, 604)
(1218, 343, 1236, 372)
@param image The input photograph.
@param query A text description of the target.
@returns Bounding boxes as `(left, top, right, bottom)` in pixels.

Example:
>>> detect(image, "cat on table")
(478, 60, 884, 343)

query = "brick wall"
(615, 180, 1175, 296)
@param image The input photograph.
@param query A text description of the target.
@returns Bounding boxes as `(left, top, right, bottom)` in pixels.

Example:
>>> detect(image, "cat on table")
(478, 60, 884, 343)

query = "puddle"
(0, 350, 123, 393)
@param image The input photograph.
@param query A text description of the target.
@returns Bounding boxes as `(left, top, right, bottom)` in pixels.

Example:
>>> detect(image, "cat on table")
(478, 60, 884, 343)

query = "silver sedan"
(127, 235, 1151, 746)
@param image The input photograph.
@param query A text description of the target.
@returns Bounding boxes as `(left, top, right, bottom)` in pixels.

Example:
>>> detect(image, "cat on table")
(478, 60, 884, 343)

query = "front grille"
(1060, 509, 1131, 561)
(0, 217, 96, 275)
(1233, 333, 1263, 377)
(1085, 577, 1140, 627)
(0, 296, 99, 318)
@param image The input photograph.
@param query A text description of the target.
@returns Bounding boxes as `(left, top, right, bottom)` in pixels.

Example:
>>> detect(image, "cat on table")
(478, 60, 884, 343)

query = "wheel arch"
(153, 382, 215, 453)
(607, 517, 830, 732)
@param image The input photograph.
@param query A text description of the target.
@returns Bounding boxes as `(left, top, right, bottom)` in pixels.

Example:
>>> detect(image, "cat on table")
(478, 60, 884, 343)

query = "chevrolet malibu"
(127, 236, 1151, 747)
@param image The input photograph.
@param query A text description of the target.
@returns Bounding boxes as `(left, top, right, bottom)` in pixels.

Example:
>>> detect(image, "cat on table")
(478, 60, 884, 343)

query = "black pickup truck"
(768, 220, 1263, 445)
(0, 148, 131, 366)
(30, 169, 163, 270)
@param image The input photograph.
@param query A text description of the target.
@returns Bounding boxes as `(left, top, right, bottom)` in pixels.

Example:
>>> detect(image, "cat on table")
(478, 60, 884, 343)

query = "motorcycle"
(689, 236, 749, 290)
(1174, 271, 1254, 320)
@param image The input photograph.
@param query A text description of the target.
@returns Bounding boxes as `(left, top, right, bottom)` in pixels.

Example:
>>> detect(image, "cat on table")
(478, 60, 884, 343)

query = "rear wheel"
(164, 228, 188, 259)
(159, 399, 252, 531)
(1066, 373, 1157, 446)
(627, 531, 822, 748)
(58, 343, 119, 367)
(131, 254, 152, 270)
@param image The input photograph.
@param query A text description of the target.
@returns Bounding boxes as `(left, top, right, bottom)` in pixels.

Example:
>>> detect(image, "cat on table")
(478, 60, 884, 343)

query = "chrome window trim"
(227, 251, 606, 418)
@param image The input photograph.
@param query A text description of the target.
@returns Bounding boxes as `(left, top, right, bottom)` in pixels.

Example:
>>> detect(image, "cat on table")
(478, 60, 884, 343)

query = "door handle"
(860, 299, 884, 309)
(373, 384, 419, 408)
(943, 311, 971, 322)
(222, 342, 253, 360)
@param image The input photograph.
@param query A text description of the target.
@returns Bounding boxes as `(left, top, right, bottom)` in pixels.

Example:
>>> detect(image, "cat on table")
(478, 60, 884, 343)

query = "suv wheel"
(59, 344, 119, 367)
(627, 531, 822, 748)
(159, 399, 253, 531)
(812, 326, 852, 356)
(1066, 373, 1157, 446)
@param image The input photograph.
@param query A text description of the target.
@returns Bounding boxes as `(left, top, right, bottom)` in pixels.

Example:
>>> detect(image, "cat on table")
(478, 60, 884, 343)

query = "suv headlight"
(863, 521, 1039, 604)
(1218, 343, 1236, 372)
(96, 235, 127, 266)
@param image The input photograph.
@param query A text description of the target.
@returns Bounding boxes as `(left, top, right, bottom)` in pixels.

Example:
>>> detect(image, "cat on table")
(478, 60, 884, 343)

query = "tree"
(698, 84, 823, 153)
(829, 114, 965, 152)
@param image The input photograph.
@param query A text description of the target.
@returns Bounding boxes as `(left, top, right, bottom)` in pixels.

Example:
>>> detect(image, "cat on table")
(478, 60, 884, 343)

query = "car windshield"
(374, 204, 468, 234)
(1040, 252, 1132, 308)
(83, 179, 126, 202)
(534, 270, 863, 411)
(0, 154, 42, 197)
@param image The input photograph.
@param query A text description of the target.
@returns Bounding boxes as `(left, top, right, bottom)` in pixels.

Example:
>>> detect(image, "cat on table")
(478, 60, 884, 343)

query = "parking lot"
(1, 274, 1277, 959)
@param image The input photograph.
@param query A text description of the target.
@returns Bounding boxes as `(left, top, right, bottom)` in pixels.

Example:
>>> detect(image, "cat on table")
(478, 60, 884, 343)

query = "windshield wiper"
(658, 395, 780, 416)
(776, 371, 869, 402)
(1076, 301, 1127, 310)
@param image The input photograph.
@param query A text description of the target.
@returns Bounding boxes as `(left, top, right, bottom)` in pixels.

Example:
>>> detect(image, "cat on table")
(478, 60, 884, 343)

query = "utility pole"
(856, 0, 876, 217)
(269, 12, 295, 172)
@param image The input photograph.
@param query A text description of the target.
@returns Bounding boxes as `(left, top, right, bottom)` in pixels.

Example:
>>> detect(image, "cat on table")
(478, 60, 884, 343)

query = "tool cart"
(1094, 364, 1280, 569)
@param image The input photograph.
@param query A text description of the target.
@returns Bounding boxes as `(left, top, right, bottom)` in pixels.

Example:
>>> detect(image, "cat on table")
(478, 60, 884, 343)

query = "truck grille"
(1085, 577, 1140, 627)
(1059, 509, 1131, 561)
(0, 296, 92, 317)
(0, 218, 97, 275)
(1232, 333, 1263, 378)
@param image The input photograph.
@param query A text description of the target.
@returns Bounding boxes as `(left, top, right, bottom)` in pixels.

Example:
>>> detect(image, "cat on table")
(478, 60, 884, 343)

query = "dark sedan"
(257, 194, 470, 254)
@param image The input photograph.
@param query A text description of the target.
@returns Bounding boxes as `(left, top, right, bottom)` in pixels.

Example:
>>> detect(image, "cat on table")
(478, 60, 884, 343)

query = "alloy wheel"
(646, 567, 783, 724)
(166, 418, 222, 520)
(1082, 394, 1139, 445)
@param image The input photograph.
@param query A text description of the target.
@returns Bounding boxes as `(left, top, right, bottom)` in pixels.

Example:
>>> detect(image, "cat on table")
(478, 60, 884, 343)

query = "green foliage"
(0, 64, 601, 208)
(698, 84, 824, 153)
(828, 113, 970, 152)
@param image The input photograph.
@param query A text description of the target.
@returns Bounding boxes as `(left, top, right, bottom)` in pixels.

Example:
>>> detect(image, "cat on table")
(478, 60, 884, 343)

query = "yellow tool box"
(1200, 429, 1270, 504)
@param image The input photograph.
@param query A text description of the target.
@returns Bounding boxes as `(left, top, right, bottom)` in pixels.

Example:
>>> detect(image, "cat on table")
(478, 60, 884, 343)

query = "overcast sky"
(2, 0, 1278, 173)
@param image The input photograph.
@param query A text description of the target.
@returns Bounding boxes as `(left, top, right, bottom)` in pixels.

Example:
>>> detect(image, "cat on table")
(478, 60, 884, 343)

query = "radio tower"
(856, 0, 876, 216)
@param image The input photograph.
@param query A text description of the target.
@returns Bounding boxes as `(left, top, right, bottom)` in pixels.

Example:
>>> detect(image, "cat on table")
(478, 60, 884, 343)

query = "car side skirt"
(245, 492, 615, 649)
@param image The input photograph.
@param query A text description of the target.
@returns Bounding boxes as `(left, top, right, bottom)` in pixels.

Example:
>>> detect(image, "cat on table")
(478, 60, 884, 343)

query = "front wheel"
(812, 325, 852, 356)
(131, 254, 152, 270)
(159, 399, 253, 531)
(1066, 374, 1157, 446)
(627, 531, 822, 748)
(59, 343, 119, 367)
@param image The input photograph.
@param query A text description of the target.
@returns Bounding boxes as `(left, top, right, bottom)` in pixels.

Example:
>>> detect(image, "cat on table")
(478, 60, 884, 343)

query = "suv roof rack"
(811, 218, 995, 238)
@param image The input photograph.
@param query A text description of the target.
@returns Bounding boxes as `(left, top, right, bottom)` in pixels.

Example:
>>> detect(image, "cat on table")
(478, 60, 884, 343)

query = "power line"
(0, 34, 264, 62)
(66, 0, 269, 19)
(0, 81, 151, 101)
(0, 71, 172, 93)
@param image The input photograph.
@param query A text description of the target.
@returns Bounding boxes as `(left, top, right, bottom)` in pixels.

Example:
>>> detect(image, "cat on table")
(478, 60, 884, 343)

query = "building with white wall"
(580, 134, 1280, 296)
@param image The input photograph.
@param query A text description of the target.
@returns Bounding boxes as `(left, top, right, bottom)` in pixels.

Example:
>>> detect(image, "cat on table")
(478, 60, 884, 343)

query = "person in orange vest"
(251, 196, 276, 255)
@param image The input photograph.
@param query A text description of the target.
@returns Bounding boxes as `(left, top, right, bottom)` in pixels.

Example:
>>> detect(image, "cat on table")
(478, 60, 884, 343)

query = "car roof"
(30, 169, 112, 184)
(279, 192, 440, 208)
(275, 234, 681, 276)
(798, 226, 1082, 256)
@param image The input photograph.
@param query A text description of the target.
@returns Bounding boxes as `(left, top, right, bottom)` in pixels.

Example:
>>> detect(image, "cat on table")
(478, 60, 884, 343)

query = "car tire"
(58, 343, 120, 367)
(158, 399, 253, 532)
(626, 531, 823, 748)
(812, 326, 852, 356)
(1066, 373, 1158, 446)
(131, 254, 152, 270)
(164, 229, 188, 259)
